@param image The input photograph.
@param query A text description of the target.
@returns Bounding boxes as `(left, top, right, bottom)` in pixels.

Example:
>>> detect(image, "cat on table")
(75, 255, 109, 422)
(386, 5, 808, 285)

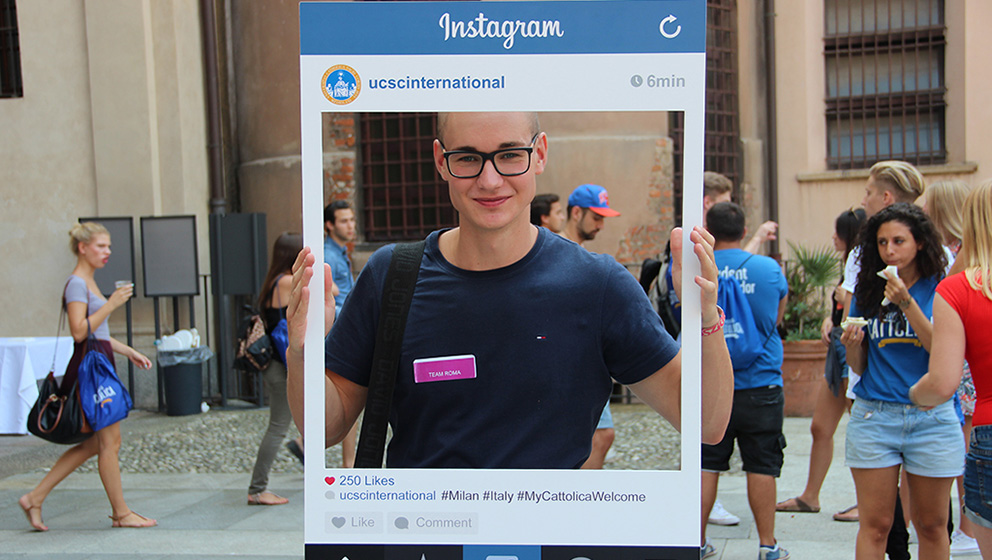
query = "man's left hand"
(670, 226, 720, 326)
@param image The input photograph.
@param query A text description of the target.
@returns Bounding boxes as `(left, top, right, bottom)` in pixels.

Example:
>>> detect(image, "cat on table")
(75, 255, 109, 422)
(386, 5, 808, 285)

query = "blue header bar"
(300, 1, 704, 56)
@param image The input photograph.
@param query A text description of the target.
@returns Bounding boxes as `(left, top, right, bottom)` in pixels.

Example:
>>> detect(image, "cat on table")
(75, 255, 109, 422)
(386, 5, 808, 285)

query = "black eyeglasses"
(440, 133, 540, 179)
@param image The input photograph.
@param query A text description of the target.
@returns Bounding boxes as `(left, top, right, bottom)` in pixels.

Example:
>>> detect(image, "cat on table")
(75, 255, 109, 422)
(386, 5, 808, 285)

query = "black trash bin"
(162, 362, 202, 416)
(158, 346, 214, 416)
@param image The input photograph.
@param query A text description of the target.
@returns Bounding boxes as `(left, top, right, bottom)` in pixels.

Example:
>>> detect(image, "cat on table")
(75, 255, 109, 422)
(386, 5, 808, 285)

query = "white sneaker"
(951, 529, 981, 556)
(708, 499, 741, 526)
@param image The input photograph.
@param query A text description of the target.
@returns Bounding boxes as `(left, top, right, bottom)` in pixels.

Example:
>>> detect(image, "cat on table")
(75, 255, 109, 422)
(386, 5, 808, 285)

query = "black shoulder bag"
(27, 282, 93, 444)
(354, 241, 426, 468)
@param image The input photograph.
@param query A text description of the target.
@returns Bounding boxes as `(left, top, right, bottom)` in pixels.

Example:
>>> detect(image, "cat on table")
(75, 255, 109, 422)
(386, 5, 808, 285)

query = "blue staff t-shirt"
(326, 227, 680, 469)
(713, 248, 788, 390)
(851, 275, 939, 404)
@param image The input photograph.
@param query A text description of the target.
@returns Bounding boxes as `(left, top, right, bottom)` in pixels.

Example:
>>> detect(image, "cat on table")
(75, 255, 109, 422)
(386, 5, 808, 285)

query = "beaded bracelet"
(701, 306, 725, 337)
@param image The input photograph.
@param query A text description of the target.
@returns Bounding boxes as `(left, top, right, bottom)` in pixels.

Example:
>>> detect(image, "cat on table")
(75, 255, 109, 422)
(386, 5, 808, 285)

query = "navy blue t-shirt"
(325, 227, 680, 469)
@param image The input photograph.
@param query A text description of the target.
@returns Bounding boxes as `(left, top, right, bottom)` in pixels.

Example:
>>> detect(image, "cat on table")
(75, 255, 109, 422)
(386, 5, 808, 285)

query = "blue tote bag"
(270, 274, 289, 364)
(78, 335, 133, 432)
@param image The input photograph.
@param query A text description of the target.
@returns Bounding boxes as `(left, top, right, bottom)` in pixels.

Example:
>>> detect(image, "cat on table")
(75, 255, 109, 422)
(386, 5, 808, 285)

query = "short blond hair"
(703, 171, 733, 199)
(961, 180, 992, 301)
(926, 180, 971, 246)
(869, 160, 926, 202)
(436, 112, 541, 144)
(68, 222, 109, 255)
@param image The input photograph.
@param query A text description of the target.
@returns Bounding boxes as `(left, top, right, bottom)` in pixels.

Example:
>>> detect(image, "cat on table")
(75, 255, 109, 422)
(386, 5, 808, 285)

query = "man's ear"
(883, 189, 896, 206)
(531, 132, 548, 175)
(433, 139, 448, 179)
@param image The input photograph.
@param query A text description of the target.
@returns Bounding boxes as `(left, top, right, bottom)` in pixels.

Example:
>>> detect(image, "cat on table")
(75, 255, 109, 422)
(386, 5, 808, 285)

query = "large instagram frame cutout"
(300, 0, 705, 554)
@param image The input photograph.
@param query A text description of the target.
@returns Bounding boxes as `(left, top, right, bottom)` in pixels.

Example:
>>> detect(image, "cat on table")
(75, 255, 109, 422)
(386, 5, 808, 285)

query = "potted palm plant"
(779, 242, 840, 416)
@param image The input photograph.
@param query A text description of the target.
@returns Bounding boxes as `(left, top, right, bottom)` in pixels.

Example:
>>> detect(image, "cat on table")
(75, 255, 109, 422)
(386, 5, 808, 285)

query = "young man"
(319, 200, 358, 467)
(700, 202, 790, 560)
(703, 171, 778, 254)
(561, 183, 621, 469)
(286, 112, 733, 469)
(323, 200, 357, 316)
(702, 171, 732, 221)
(530, 193, 566, 233)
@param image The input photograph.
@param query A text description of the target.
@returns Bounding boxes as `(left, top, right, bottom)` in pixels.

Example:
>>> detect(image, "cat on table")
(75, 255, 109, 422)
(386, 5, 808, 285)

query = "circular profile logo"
(322, 65, 360, 105)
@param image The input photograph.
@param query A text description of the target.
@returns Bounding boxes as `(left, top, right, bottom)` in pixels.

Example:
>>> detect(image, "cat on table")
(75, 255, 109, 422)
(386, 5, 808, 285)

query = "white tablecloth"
(0, 337, 74, 434)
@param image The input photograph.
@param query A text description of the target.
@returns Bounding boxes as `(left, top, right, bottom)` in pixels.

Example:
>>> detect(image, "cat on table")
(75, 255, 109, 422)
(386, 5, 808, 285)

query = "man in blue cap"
(562, 183, 621, 469)
(563, 183, 620, 245)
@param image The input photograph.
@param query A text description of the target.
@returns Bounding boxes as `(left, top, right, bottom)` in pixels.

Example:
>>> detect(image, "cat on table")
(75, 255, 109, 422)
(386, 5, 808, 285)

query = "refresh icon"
(659, 14, 681, 39)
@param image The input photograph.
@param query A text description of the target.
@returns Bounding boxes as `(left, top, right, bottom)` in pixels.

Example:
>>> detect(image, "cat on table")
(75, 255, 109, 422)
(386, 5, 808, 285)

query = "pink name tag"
(413, 355, 477, 384)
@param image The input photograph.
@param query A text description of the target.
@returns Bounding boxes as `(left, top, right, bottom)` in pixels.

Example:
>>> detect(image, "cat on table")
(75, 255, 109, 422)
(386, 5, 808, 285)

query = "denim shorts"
(845, 397, 964, 478)
(596, 403, 613, 430)
(964, 425, 992, 529)
(702, 386, 786, 476)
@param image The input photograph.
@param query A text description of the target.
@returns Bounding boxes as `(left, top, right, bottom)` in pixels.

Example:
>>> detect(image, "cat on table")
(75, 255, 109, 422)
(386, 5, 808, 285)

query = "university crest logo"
(322, 65, 360, 105)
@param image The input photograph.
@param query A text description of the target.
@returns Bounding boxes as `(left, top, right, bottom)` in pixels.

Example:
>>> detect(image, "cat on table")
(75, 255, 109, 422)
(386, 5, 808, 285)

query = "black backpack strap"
(354, 241, 426, 468)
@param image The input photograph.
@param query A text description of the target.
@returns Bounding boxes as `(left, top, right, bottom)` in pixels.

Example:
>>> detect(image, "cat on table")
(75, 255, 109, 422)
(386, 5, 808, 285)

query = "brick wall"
(616, 137, 675, 272)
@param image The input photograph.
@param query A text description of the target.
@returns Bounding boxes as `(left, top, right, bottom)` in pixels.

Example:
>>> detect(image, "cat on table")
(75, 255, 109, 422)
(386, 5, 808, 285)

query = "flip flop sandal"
(833, 504, 859, 522)
(775, 496, 820, 513)
(110, 510, 157, 528)
(18, 496, 48, 532)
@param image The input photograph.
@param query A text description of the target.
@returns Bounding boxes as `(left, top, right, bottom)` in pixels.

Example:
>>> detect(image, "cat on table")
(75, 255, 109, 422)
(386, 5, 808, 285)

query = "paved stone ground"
(3, 403, 685, 479)
(2, 404, 949, 559)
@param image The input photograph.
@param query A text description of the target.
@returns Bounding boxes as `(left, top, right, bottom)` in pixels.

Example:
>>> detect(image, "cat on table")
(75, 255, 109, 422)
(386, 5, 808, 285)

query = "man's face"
(328, 208, 356, 243)
(862, 176, 890, 218)
(575, 207, 605, 241)
(703, 191, 732, 226)
(542, 200, 566, 233)
(434, 112, 547, 233)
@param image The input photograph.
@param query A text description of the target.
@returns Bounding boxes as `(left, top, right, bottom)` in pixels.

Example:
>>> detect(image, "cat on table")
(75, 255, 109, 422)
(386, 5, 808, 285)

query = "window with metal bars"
(670, 0, 741, 223)
(824, 0, 945, 170)
(359, 113, 455, 242)
(0, 0, 21, 98)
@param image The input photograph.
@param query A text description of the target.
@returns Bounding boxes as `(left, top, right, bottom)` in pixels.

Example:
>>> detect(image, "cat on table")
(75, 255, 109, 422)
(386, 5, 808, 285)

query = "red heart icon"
(325, 476, 336, 485)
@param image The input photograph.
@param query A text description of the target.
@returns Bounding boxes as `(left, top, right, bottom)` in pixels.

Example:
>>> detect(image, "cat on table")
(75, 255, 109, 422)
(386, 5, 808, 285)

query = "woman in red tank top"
(912, 181, 992, 556)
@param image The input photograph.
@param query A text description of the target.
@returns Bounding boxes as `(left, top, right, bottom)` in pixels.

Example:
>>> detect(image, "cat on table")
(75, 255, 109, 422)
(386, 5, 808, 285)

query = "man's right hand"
(287, 247, 336, 359)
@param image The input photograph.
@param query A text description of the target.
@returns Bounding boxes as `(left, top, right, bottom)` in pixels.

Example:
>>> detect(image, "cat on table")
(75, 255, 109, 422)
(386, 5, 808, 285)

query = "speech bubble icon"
(394, 516, 409, 529)
(324, 490, 336, 500)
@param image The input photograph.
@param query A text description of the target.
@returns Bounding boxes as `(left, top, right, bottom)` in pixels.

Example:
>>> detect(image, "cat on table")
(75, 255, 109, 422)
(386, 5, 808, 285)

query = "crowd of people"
(17, 112, 992, 560)
(770, 163, 992, 560)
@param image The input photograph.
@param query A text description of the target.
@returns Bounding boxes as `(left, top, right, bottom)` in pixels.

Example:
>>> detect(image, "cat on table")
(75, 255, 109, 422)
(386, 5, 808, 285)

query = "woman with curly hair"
(841, 202, 961, 559)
